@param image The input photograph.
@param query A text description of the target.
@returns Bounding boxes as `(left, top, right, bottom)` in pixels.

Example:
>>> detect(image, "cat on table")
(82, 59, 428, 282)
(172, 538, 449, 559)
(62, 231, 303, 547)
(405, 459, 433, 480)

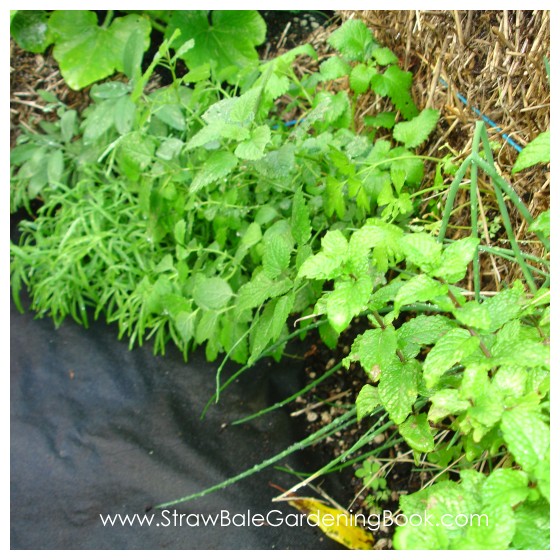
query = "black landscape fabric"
(10, 297, 341, 550)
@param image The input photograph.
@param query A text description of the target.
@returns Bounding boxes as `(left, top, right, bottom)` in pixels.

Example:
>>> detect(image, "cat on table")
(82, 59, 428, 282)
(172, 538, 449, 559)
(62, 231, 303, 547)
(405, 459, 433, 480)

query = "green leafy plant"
(10, 9, 266, 90)
(10, 16, 549, 551)
(11, 21, 435, 367)
(355, 458, 391, 511)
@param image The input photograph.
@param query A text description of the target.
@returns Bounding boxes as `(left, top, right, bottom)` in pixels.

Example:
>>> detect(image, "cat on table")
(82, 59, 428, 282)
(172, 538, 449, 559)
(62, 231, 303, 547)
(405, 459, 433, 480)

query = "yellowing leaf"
(287, 498, 375, 550)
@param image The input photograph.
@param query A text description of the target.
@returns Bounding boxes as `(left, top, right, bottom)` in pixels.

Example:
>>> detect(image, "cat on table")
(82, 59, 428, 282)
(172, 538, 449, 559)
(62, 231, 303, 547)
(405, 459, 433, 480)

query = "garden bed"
(10, 10, 550, 551)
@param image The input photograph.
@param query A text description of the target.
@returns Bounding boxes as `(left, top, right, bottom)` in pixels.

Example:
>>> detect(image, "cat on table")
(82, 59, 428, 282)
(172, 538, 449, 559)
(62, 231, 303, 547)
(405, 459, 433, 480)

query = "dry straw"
(338, 10, 550, 289)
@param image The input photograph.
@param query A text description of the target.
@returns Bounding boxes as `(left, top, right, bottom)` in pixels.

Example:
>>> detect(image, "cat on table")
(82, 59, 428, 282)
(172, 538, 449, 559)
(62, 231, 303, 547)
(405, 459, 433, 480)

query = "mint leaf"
(428, 389, 470, 423)
(388, 147, 424, 188)
(501, 407, 549, 474)
(431, 237, 480, 283)
(326, 276, 372, 333)
(452, 301, 491, 331)
(190, 151, 238, 192)
(512, 500, 550, 549)
(192, 277, 233, 310)
(482, 469, 529, 508)
(347, 328, 397, 375)
(356, 385, 381, 422)
(393, 108, 439, 148)
(399, 413, 435, 453)
(456, 502, 515, 549)
(423, 328, 479, 388)
(402, 232, 443, 271)
(236, 272, 291, 312)
(379, 360, 420, 424)
(371, 65, 418, 119)
(394, 274, 448, 312)
(481, 283, 525, 332)
(512, 130, 550, 173)
(327, 19, 374, 62)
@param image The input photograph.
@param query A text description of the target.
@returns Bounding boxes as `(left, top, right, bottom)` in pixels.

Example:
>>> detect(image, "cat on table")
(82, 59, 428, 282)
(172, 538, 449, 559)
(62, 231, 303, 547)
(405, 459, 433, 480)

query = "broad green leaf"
(398, 315, 453, 348)
(123, 27, 149, 80)
(297, 252, 342, 280)
(192, 277, 233, 310)
(59, 109, 77, 143)
(349, 221, 404, 273)
(234, 125, 271, 160)
(388, 147, 424, 188)
(481, 282, 525, 332)
(175, 311, 195, 344)
(371, 46, 398, 65)
(349, 63, 375, 94)
(322, 229, 348, 257)
(428, 389, 470, 423)
(49, 11, 150, 90)
(423, 328, 480, 388)
(11, 10, 51, 53)
(324, 175, 346, 218)
(118, 132, 155, 178)
(534, 451, 550, 502)
(512, 500, 550, 550)
(364, 111, 396, 130)
(455, 503, 515, 549)
(236, 271, 291, 312)
(346, 328, 397, 376)
(482, 469, 529, 508)
(263, 234, 292, 279)
(83, 99, 116, 143)
(528, 209, 550, 237)
(379, 360, 420, 424)
(395, 481, 481, 549)
(491, 366, 527, 400)
(195, 310, 219, 344)
(326, 276, 372, 333)
(156, 138, 184, 161)
(47, 150, 64, 185)
(452, 301, 491, 331)
(501, 407, 549, 474)
(402, 232, 442, 271)
(291, 188, 311, 246)
(114, 96, 136, 135)
(230, 88, 261, 124)
(356, 385, 380, 422)
(431, 237, 480, 283)
(371, 65, 418, 119)
(167, 11, 266, 83)
(327, 19, 374, 62)
(393, 108, 439, 148)
(512, 130, 550, 173)
(254, 144, 296, 178)
(319, 56, 352, 80)
(394, 274, 448, 312)
(190, 152, 238, 192)
(399, 413, 435, 453)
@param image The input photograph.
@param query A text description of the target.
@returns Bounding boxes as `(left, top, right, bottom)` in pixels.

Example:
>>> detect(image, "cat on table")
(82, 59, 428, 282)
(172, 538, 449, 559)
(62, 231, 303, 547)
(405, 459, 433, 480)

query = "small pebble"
(308, 371, 316, 379)
(311, 21, 319, 29)
(306, 411, 318, 422)
(373, 433, 385, 445)
(300, 19, 308, 27)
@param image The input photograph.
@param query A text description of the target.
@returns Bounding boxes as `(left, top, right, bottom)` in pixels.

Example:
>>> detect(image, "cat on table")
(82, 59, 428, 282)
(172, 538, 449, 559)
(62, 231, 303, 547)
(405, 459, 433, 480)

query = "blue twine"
(439, 77, 523, 152)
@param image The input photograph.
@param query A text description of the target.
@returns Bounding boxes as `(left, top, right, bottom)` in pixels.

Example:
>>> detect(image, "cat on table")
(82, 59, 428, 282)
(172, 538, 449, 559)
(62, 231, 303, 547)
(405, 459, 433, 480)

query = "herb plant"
(10, 15, 549, 550)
